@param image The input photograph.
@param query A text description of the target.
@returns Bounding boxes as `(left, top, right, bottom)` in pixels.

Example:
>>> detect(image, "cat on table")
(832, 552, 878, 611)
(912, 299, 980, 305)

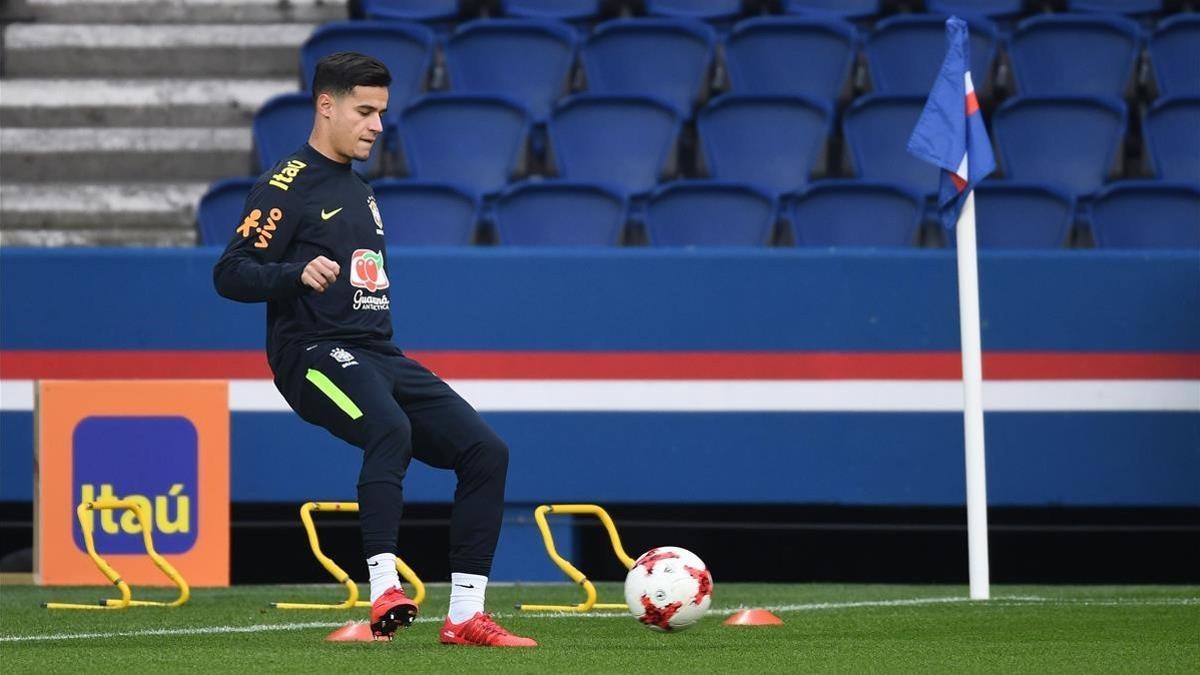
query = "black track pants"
(277, 341, 508, 576)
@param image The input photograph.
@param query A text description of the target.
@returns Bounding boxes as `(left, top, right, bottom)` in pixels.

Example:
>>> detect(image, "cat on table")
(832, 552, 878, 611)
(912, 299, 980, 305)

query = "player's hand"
(301, 256, 340, 293)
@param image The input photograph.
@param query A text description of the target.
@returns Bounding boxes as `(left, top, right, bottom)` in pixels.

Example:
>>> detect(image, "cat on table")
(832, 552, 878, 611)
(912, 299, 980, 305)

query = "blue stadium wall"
(1, 248, 1197, 579)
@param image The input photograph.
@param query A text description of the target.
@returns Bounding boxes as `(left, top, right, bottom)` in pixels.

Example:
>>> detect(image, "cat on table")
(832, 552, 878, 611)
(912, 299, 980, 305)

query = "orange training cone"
(325, 621, 377, 642)
(723, 608, 783, 626)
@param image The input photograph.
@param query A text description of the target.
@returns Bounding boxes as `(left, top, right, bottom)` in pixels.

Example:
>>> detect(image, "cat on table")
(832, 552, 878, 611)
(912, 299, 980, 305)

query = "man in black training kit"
(214, 52, 536, 647)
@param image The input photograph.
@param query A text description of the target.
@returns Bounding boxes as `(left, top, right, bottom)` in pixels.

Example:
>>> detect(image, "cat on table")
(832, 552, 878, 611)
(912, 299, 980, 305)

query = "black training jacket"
(213, 144, 394, 376)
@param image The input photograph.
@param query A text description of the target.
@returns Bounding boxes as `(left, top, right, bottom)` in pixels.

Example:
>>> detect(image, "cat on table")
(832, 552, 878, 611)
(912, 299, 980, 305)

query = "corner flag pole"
(906, 15, 995, 601)
(955, 187, 990, 600)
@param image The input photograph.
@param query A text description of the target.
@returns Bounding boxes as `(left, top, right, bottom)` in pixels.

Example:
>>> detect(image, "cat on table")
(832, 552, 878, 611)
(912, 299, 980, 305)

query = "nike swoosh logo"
(368, 561, 379, 567)
(321, 207, 343, 220)
(453, 583, 475, 589)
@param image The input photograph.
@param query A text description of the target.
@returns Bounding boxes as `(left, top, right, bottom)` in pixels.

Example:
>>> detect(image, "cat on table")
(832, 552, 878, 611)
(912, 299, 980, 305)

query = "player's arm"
(212, 184, 338, 302)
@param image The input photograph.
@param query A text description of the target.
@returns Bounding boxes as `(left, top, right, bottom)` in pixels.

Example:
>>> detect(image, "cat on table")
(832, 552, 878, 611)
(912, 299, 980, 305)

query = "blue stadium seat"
(696, 95, 832, 196)
(1009, 15, 1142, 97)
(397, 94, 530, 196)
(445, 20, 576, 122)
(789, 181, 923, 247)
(782, 0, 879, 21)
(300, 21, 434, 127)
(925, 0, 1022, 20)
(724, 17, 857, 102)
(842, 95, 937, 196)
(1066, 0, 1162, 14)
(369, 179, 479, 246)
(493, 181, 627, 246)
(949, 183, 1075, 249)
(548, 95, 682, 196)
(580, 19, 717, 115)
(866, 15, 998, 95)
(645, 0, 742, 22)
(360, 0, 457, 22)
(252, 92, 314, 171)
(197, 177, 255, 246)
(645, 181, 777, 247)
(1144, 97, 1200, 184)
(1150, 15, 1200, 97)
(993, 96, 1127, 199)
(501, 0, 601, 22)
(252, 92, 383, 175)
(1091, 181, 1200, 249)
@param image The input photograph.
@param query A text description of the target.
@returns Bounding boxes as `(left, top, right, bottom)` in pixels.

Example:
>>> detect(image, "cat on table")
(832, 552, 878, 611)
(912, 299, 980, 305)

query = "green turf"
(1, 583, 1196, 673)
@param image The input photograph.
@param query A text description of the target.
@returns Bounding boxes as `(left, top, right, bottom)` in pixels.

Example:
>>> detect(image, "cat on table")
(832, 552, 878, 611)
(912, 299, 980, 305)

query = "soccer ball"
(624, 546, 712, 631)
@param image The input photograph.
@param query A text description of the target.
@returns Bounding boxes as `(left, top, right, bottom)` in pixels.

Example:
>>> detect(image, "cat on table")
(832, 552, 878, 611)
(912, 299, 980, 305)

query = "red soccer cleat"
(369, 587, 418, 640)
(439, 612, 538, 647)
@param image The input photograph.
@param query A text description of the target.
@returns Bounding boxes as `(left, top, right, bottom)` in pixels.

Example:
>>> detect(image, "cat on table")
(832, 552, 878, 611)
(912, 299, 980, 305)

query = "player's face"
(330, 86, 389, 162)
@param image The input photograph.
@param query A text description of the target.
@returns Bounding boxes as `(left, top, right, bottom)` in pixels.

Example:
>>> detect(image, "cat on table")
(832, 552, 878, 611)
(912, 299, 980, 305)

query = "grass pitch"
(1, 583, 1196, 673)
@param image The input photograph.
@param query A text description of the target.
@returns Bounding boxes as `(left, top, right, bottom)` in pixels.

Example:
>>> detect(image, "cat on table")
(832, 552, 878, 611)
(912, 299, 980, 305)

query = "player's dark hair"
(311, 52, 391, 101)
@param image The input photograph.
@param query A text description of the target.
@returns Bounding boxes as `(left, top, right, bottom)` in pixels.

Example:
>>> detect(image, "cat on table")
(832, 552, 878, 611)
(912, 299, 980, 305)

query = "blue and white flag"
(907, 16, 996, 230)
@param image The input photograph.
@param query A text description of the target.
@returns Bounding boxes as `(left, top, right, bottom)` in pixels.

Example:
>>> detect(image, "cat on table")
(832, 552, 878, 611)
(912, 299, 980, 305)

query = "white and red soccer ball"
(624, 546, 712, 631)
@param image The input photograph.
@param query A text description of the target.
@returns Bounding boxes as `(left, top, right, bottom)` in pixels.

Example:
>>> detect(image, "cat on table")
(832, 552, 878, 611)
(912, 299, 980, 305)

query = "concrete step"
(23, 0, 346, 23)
(0, 182, 207, 246)
(4, 23, 314, 77)
(0, 0, 35, 22)
(0, 228, 198, 246)
(0, 78, 297, 127)
(0, 127, 254, 181)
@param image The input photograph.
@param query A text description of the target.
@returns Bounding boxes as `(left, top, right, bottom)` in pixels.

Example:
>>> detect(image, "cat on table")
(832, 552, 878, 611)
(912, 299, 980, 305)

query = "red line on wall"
(1, 350, 1196, 380)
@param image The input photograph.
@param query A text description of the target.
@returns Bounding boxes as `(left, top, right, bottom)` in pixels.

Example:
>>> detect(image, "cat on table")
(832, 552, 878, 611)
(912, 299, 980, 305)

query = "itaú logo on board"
(71, 416, 199, 554)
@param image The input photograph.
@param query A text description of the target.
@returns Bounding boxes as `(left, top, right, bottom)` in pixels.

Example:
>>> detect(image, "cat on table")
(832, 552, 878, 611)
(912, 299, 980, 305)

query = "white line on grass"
(989, 595, 1200, 607)
(1, 595, 1195, 643)
(510, 596, 972, 619)
(0, 621, 345, 643)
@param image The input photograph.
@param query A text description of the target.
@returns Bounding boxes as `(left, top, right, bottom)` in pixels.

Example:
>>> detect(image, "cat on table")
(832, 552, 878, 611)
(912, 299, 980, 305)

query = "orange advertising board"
(37, 381, 229, 586)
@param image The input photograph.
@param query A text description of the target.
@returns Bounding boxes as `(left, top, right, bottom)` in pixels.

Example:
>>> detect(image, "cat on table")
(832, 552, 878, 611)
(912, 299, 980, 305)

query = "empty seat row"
(358, 0, 1182, 24)
(787, 1, 1176, 24)
(198, 178, 1200, 250)
(835, 94, 1199, 194)
(254, 91, 1200, 199)
(298, 12, 1199, 123)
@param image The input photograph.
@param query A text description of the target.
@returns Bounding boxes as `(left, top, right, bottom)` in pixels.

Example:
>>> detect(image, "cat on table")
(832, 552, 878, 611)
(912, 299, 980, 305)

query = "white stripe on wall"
(2, 379, 1197, 413)
(0, 380, 34, 412)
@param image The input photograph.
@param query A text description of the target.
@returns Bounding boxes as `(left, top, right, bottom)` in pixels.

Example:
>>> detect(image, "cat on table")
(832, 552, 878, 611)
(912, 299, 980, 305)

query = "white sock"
(367, 553, 401, 603)
(447, 572, 487, 623)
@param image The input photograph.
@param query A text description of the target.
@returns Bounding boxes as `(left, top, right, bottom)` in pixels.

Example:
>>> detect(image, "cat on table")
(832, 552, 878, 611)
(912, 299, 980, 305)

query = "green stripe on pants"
(305, 369, 363, 420)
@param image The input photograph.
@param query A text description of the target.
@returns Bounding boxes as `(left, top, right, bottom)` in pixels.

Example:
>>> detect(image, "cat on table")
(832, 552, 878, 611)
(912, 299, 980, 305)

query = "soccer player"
(213, 52, 536, 647)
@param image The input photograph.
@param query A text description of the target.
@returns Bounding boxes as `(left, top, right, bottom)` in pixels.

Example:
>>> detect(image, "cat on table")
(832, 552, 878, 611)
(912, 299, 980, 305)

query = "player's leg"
(291, 345, 418, 637)
(391, 355, 536, 647)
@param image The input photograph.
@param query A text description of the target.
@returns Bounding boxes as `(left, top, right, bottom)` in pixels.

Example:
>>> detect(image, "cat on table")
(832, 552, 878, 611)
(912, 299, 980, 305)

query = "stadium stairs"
(0, 0, 346, 245)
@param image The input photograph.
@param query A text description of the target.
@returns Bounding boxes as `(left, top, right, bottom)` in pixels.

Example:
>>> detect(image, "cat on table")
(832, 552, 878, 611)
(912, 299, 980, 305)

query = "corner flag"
(907, 16, 994, 601)
(907, 16, 995, 230)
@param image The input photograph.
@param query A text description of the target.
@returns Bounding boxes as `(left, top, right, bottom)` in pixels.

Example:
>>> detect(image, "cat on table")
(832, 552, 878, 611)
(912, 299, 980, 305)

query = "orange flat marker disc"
(723, 608, 784, 626)
(325, 621, 378, 642)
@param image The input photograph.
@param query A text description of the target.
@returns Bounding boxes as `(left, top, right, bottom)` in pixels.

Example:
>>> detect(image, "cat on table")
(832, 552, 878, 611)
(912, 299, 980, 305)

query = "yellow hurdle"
(44, 498, 190, 610)
(271, 501, 425, 609)
(516, 504, 635, 612)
